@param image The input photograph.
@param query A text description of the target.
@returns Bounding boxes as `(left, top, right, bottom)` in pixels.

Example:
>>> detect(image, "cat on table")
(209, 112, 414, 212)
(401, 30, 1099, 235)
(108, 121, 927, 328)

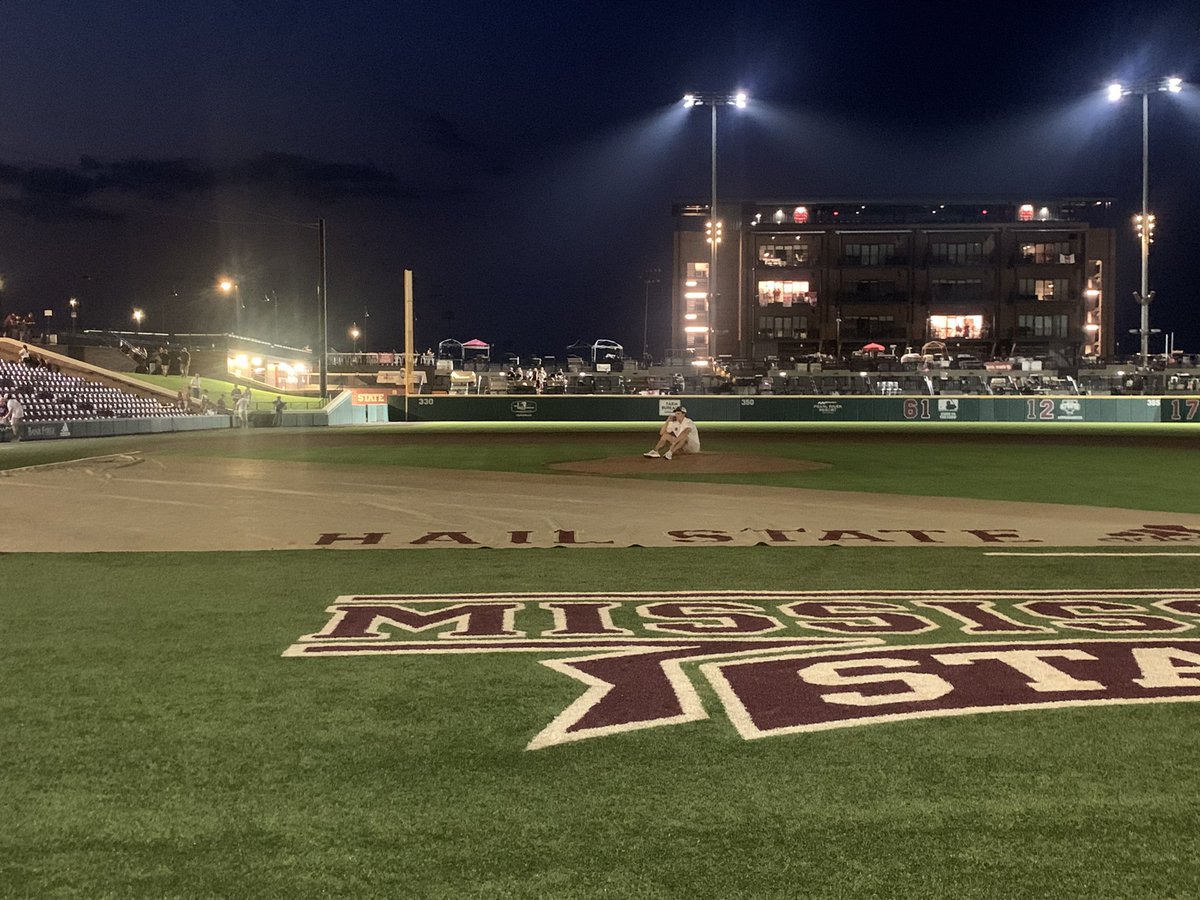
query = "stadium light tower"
(1107, 76, 1184, 368)
(682, 89, 748, 362)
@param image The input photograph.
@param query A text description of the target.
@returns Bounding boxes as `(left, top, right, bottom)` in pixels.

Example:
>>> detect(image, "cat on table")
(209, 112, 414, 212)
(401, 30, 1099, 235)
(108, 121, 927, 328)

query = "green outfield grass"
(128, 373, 324, 407)
(6, 428, 1200, 897)
(5, 426, 1198, 512)
(2, 549, 1199, 898)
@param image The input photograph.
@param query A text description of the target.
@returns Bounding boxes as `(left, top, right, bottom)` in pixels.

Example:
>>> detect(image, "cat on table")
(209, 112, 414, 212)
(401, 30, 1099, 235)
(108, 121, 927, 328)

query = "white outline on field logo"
(284, 589, 1200, 750)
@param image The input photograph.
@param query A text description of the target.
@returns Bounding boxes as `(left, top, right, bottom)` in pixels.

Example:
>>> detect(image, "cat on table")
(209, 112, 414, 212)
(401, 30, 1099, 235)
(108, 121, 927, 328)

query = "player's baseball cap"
(675, 406, 687, 415)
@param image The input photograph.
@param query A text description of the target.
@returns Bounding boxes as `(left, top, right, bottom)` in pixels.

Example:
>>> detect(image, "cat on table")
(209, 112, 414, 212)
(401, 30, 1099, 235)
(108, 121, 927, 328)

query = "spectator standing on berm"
(644, 406, 700, 460)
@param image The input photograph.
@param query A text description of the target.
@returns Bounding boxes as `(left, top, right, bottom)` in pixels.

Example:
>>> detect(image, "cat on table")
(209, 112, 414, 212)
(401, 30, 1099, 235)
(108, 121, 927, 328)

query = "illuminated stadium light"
(1105, 75, 1186, 363)
(682, 89, 749, 360)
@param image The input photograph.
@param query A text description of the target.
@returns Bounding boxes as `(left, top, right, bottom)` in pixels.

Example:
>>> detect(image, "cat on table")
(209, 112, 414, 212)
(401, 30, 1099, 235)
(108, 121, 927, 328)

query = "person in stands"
(643, 406, 700, 460)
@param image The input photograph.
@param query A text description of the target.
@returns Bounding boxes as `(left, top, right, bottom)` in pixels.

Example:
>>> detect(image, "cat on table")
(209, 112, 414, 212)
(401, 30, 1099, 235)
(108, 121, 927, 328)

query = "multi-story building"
(671, 199, 1116, 366)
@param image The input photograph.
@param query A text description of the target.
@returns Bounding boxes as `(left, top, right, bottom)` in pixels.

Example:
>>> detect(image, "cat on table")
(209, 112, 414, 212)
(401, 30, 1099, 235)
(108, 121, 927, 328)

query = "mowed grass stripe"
(4, 426, 1200, 511)
(2, 549, 1200, 897)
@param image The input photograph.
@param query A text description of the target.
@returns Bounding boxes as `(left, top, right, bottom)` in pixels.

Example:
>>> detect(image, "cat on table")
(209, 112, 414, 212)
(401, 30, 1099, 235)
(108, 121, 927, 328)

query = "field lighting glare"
(682, 93, 696, 108)
(735, 91, 748, 108)
(1106, 74, 1186, 365)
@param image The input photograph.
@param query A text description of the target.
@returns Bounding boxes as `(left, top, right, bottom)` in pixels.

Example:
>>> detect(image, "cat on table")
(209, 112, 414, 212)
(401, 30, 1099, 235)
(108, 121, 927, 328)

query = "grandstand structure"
(1, 359, 182, 421)
(0, 338, 227, 441)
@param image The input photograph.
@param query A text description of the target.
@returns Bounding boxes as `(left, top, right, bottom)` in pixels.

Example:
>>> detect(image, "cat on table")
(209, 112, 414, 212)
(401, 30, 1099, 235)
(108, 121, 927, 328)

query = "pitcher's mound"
(550, 453, 828, 476)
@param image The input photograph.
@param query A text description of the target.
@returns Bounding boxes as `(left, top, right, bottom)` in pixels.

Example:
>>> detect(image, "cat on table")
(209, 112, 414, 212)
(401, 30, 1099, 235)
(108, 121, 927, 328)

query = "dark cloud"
(227, 153, 417, 203)
(0, 196, 119, 221)
(0, 153, 417, 220)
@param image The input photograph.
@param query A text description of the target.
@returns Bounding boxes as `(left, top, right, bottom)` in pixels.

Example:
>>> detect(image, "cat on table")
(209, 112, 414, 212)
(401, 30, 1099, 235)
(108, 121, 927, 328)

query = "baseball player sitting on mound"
(644, 406, 700, 460)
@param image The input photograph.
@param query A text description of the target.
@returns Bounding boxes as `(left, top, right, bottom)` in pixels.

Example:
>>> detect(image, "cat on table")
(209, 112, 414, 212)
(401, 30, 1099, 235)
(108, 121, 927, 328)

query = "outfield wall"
(390, 394, 1200, 424)
(9, 415, 233, 442)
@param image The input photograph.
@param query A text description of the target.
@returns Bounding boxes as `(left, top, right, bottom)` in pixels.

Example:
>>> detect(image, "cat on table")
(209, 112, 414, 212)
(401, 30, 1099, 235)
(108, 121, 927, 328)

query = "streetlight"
(349, 322, 360, 354)
(1107, 76, 1184, 368)
(682, 89, 748, 362)
(68, 297, 79, 335)
(132, 308, 145, 334)
(218, 277, 242, 335)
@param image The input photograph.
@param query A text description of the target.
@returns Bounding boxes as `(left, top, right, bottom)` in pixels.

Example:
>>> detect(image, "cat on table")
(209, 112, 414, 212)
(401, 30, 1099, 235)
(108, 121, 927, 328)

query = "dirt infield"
(4, 447, 1200, 551)
(550, 452, 828, 475)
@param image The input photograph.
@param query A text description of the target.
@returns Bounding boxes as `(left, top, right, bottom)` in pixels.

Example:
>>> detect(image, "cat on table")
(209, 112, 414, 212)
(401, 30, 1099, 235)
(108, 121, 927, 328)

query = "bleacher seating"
(0, 360, 188, 422)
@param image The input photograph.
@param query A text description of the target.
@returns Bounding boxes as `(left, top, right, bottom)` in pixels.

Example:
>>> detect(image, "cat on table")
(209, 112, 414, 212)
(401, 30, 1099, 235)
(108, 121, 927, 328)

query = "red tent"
(862, 342, 886, 353)
(461, 338, 490, 362)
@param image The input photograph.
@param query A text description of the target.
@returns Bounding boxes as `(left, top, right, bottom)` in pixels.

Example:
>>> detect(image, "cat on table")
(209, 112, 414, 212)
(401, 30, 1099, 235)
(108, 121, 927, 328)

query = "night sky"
(2, 0, 1198, 358)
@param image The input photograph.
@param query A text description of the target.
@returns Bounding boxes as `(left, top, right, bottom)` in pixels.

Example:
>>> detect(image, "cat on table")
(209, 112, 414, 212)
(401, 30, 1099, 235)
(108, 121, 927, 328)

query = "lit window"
(928, 315, 984, 340)
(758, 280, 816, 308)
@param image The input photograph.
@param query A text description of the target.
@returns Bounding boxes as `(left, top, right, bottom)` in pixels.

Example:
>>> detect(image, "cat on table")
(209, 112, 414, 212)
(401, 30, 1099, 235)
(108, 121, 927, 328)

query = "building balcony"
(840, 327, 909, 340)
(837, 255, 909, 267)
(1010, 293, 1079, 304)
(836, 291, 909, 304)
(757, 257, 817, 269)
(927, 327, 992, 342)
(756, 330, 810, 341)
(1012, 253, 1078, 266)
(926, 255, 993, 267)
(926, 293, 988, 306)
(1013, 328, 1072, 340)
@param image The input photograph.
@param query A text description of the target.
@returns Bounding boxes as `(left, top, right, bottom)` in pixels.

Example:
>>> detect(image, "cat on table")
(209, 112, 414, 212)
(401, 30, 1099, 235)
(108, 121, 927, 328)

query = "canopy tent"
(437, 338, 463, 360)
(565, 338, 624, 366)
(462, 338, 490, 361)
(592, 339, 623, 363)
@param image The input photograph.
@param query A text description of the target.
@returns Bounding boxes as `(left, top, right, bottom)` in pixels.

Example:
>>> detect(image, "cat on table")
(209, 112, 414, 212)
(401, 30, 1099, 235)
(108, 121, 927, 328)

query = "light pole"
(267, 291, 280, 345)
(68, 297, 78, 335)
(349, 323, 360, 355)
(683, 90, 747, 362)
(1108, 76, 1183, 368)
(642, 268, 660, 363)
(132, 308, 145, 335)
(218, 278, 241, 335)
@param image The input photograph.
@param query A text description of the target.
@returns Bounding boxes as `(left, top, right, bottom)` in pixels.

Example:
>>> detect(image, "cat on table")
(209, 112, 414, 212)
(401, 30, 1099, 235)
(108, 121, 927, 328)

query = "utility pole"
(317, 217, 328, 398)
